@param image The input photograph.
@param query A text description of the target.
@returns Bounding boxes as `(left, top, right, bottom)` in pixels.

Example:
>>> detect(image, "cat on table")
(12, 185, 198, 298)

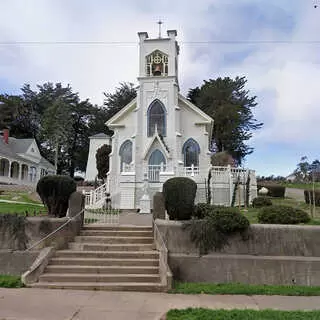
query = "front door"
(148, 149, 166, 182)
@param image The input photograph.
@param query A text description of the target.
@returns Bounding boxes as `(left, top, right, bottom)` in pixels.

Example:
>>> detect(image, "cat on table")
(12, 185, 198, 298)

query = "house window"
(182, 138, 200, 167)
(119, 140, 132, 172)
(147, 100, 166, 137)
(148, 149, 166, 182)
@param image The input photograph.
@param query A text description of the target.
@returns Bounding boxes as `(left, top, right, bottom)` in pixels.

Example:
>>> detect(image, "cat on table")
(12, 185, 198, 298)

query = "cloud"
(0, 0, 319, 175)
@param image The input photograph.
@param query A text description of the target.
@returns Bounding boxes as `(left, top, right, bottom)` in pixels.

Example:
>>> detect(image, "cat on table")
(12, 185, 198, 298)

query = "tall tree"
(102, 82, 137, 134)
(188, 76, 263, 165)
(96, 144, 112, 180)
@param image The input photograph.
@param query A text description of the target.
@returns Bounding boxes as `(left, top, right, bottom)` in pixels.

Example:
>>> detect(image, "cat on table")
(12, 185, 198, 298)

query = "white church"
(85, 29, 257, 209)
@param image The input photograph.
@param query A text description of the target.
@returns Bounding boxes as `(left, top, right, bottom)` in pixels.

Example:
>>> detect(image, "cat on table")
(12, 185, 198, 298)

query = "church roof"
(106, 98, 137, 128)
(89, 133, 111, 139)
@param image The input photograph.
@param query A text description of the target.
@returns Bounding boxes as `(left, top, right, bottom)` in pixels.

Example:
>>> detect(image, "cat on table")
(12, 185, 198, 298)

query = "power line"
(0, 40, 320, 46)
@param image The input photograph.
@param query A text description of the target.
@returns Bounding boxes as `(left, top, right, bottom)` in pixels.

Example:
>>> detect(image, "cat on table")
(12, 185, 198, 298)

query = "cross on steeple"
(157, 20, 163, 38)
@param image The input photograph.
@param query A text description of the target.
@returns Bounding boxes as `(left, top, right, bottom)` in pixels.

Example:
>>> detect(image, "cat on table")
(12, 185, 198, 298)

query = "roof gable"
(106, 98, 137, 128)
(178, 94, 214, 124)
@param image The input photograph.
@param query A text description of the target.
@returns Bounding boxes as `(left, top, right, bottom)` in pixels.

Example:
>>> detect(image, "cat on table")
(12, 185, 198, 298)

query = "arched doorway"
(0, 158, 9, 177)
(148, 149, 166, 182)
(10, 162, 19, 179)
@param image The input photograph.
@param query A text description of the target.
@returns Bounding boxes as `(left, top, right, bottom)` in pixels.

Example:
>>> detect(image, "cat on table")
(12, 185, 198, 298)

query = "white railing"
(84, 180, 109, 209)
(181, 165, 200, 177)
(153, 219, 172, 289)
(122, 163, 135, 173)
(84, 208, 120, 225)
(147, 164, 167, 182)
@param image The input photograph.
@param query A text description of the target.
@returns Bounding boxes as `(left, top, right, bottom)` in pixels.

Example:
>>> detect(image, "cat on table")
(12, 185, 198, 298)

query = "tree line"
(0, 77, 262, 177)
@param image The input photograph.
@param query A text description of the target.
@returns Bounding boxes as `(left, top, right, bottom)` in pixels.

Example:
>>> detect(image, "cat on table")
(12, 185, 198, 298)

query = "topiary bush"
(36, 175, 77, 217)
(258, 205, 310, 224)
(252, 196, 272, 208)
(193, 203, 215, 219)
(185, 206, 250, 254)
(163, 177, 197, 220)
(304, 190, 320, 207)
(257, 184, 286, 198)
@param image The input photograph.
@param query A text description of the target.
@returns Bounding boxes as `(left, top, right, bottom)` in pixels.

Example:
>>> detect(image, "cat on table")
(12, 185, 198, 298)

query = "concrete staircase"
(32, 225, 167, 292)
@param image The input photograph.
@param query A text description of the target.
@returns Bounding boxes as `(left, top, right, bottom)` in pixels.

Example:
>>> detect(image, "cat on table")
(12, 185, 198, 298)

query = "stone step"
(80, 230, 153, 237)
(55, 250, 159, 259)
(45, 265, 159, 274)
(49, 257, 159, 267)
(39, 273, 160, 283)
(74, 236, 154, 244)
(69, 242, 154, 251)
(31, 282, 165, 292)
(82, 225, 152, 232)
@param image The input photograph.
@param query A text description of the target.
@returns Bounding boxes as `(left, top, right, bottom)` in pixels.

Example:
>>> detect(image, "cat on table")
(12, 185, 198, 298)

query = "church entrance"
(148, 149, 166, 182)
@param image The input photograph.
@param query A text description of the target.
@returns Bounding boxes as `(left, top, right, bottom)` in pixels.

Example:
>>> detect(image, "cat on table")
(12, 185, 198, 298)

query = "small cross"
(157, 20, 163, 38)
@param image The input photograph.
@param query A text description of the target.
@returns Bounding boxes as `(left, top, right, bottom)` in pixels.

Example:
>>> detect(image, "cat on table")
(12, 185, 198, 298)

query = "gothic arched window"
(148, 149, 166, 182)
(182, 138, 200, 167)
(147, 100, 166, 137)
(119, 140, 132, 172)
(146, 50, 168, 77)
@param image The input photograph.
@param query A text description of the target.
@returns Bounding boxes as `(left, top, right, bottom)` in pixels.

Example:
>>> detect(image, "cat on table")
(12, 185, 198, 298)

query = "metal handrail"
(26, 208, 85, 251)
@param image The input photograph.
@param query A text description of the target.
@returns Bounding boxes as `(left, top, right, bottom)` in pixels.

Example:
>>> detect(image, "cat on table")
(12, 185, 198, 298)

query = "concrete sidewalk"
(1, 288, 320, 320)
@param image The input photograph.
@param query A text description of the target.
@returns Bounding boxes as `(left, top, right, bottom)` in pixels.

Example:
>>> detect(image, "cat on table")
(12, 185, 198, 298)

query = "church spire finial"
(157, 19, 163, 38)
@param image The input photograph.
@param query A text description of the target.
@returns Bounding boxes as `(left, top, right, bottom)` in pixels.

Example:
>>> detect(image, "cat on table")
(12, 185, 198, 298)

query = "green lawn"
(0, 191, 41, 204)
(170, 281, 320, 296)
(0, 275, 24, 288)
(242, 197, 320, 223)
(166, 308, 320, 320)
(279, 182, 320, 190)
(0, 202, 46, 215)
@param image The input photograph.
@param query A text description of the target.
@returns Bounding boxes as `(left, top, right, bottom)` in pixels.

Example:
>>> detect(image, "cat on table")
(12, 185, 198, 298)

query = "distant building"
(85, 133, 112, 181)
(0, 129, 55, 186)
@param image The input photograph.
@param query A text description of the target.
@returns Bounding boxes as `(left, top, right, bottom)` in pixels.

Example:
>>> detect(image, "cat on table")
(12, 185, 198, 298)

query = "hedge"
(252, 196, 272, 208)
(36, 175, 77, 217)
(163, 177, 197, 220)
(258, 184, 286, 198)
(258, 205, 310, 224)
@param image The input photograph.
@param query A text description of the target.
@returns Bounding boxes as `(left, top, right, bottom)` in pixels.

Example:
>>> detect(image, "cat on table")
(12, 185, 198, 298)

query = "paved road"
(1, 288, 320, 320)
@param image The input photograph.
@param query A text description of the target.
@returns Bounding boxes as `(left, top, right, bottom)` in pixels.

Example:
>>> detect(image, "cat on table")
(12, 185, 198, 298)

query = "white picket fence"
(84, 208, 120, 225)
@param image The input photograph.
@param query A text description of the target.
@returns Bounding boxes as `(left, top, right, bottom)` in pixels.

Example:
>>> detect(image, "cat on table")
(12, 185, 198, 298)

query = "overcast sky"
(0, 0, 319, 177)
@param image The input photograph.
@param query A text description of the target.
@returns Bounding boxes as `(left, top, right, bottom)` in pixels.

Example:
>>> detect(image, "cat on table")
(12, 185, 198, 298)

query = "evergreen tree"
(188, 76, 263, 165)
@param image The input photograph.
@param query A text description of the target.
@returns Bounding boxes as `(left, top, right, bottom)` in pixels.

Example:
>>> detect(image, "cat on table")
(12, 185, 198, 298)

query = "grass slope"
(0, 203, 46, 215)
(171, 281, 320, 296)
(166, 308, 320, 320)
(0, 275, 24, 288)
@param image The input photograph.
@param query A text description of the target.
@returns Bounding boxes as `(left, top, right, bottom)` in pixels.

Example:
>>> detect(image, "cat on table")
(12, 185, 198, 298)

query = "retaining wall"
(156, 219, 320, 285)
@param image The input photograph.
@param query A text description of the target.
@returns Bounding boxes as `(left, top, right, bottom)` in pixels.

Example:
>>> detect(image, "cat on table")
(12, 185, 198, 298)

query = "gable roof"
(89, 133, 111, 139)
(106, 98, 137, 128)
(0, 135, 55, 169)
(143, 133, 171, 160)
(178, 94, 214, 123)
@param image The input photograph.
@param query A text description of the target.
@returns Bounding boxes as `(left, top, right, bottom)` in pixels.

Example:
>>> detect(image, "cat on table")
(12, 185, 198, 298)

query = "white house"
(0, 129, 56, 187)
(104, 29, 214, 209)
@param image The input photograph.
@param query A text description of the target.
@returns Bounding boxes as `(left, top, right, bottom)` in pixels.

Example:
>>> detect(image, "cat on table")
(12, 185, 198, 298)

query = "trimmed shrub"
(163, 177, 197, 220)
(193, 203, 215, 219)
(257, 184, 286, 198)
(185, 206, 250, 254)
(258, 205, 310, 224)
(36, 175, 77, 217)
(252, 197, 272, 208)
(304, 189, 320, 207)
